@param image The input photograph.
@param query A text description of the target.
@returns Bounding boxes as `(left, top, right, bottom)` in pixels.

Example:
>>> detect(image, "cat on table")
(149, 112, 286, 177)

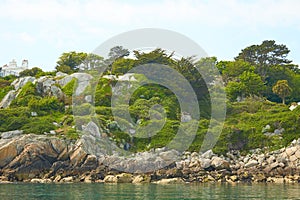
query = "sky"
(0, 0, 300, 71)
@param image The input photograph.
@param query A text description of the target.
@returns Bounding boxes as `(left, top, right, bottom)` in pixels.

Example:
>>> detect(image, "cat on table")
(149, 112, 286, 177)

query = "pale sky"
(1, 0, 300, 71)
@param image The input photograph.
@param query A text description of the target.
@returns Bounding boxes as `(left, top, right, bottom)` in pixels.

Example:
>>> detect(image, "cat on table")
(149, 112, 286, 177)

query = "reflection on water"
(0, 183, 299, 200)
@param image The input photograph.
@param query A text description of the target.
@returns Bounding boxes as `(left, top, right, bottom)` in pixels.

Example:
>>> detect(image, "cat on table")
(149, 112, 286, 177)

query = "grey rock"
(55, 72, 68, 77)
(200, 158, 211, 169)
(159, 150, 180, 161)
(85, 95, 92, 103)
(11, 76, 35, 90)
(274, 128, 285, 135)
(245, 160, 258, 168)
(1, 130, 23, 139)
(201, 149, 214, 159)
(84, 121, 101, 138)
(0, 90, 16, 108)
(262, 124, 271, 133)
(57, 75, 73, 87)
(211, 156, 230, 170)
(31, 112, 38, 117)
(71, 73, 93, 95)
(181, 112, 192, 122)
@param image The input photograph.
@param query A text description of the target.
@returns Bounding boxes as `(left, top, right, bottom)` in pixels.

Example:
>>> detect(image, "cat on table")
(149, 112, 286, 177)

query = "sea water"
(0, 183, 299, 200)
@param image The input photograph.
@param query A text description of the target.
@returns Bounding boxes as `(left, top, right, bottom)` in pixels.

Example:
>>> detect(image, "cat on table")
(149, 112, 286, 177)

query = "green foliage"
(133, 48, 174, 66)
(94, 78, 112, 107)
(272, 80, 292, 104)
(10, 82, 39, 107)
(73, 103, 94, 116)
(62, 78, 77, 97)
(111, 58, 135, 75)
(19, 67, 44, 77)
(226, 71, 266, 101)
(0, 107, 31, 132)
(213, 99, 300, 154)
(56, 51, 88, 73)
(217, 60, 255, 84)
(28, 96, 64, 113)
(0, 85, 13, 101)
(239, 71, 266, 96)
(22, 116, 56, 134)
(235, 40, 292, 81)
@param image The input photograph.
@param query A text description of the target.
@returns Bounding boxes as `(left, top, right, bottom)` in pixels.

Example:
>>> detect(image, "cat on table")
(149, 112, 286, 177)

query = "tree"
(19, 67, 44, 77)
(81, 53, 104, 70)
(235, 40, 292, 81)
(108, 46, 130, 60)
(133, 48, 174, 66)
(226, 71, 266, 101)
(272, 80, 292, 104)
(105, 46, 130, 67)
(111, 58, 135, 75)
(216, 60, 255, 84)
(56, 51, 87, 73)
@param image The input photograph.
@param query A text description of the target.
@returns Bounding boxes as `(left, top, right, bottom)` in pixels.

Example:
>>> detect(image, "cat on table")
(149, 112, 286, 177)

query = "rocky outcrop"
(35, 76, 65, 100)
(2, 133, 300, 183)
(0, 130, 23, 139)
(0, 72, 95, 110)
(0, 90, 16, 108)
(11, 76, 36, 90)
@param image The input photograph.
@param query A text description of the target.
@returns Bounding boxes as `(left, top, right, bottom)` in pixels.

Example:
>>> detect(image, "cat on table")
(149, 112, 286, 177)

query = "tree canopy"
(235, 40, 292, 81)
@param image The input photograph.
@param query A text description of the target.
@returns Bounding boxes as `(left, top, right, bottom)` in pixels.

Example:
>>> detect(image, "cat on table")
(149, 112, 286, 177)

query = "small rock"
(116, 173, 133, 183)
(61, 176, 73, 183)
(104, 175, 118, 183)
(155, 178, 184, 184)
(201, 150, 214, 159)
(245, 160, 258, 168)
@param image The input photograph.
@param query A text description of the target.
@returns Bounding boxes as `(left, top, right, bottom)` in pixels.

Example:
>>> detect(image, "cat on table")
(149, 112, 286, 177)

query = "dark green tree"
(133, 48, 174, 66)
(19, 67, 44, 77)
(56, 51, 87, 73)
(235, 40, 292, 81)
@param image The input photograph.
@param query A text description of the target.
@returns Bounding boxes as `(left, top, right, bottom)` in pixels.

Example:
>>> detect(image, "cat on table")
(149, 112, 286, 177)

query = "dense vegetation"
(0, 41, 300, 154)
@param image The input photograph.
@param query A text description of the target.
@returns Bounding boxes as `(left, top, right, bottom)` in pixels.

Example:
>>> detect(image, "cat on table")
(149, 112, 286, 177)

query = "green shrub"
(28, 96, 64, 113)
(62, 78, 77, 97)
(22, 116, 56, 134)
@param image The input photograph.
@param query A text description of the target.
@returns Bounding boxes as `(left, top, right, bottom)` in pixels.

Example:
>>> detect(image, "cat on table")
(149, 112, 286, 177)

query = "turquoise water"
(0, 183, 300, 200)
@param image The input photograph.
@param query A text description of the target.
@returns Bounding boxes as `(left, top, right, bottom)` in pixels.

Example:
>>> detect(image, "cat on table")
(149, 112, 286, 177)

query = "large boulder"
(36, 76, 65, 99)
(0, 130, 23, 139)
(211, 156, 230, 170)
(0, 90, 16, 108)
(56, 75, 74, 87)
(71, 73, 93, 95)
(11, 76, 35, 90)
(0, 134, 68, 180)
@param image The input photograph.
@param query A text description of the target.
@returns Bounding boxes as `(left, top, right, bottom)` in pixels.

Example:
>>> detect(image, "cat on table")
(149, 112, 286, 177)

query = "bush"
(22, 116, 56, 134)
(62, 78, 77, 97)
(10, 82, 39, 107)
(28, 96, 64, 113)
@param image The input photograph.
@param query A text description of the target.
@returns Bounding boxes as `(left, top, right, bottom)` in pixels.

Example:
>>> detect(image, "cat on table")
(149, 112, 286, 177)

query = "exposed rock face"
(57, 75, 73, 87)
(0, 90, 16, 108)
(0, 72, 95, 111)
(71, 73, 93, 95)
(2, 134, 300, 183)
(11, 76, 36, 90)
(36, 76, 65, 100)
(0, 134, 69, 180)
(0, 130, 23, 139)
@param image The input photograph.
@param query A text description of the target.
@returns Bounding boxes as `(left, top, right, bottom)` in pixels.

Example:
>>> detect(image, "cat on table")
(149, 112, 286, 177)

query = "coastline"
(1, 133, 300, 184)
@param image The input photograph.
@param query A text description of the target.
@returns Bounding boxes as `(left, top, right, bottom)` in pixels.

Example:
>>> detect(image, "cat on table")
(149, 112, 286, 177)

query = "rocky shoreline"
(1, 132, 300, 184)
